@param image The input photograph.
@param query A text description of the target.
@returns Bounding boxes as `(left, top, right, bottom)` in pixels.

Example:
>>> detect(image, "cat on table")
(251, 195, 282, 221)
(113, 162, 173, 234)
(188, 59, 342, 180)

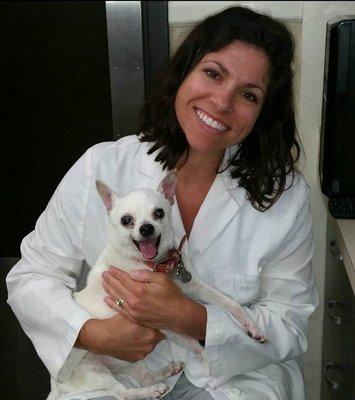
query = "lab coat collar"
(132, 139, 164, 179)
(132, 140, 246, 263)
(132, 139, 241, 186)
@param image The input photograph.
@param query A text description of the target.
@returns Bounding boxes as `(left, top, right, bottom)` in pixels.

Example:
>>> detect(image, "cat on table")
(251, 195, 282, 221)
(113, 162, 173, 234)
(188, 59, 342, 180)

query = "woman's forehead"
(199, 41, 270, 87)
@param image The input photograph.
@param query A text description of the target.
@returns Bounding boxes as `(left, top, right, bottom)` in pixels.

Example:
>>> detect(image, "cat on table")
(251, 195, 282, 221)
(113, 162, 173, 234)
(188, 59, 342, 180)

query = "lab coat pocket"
(214, 272, 261, 305)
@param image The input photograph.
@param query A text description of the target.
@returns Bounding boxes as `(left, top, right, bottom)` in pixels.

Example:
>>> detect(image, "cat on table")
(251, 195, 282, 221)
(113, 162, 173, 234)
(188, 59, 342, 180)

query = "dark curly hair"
(138, 6, 300, 211)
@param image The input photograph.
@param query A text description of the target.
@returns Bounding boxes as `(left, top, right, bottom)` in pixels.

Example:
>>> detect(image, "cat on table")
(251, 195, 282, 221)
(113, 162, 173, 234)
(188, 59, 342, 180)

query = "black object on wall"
(1, 1, 169, 399)
(1, 1, 114, 258)
(141, 1, 170, 96)
(320, 16, 355, 219)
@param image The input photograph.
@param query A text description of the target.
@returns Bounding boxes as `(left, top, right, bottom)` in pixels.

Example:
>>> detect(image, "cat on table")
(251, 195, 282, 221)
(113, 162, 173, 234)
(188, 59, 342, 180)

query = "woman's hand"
(102, 267, 207, 340)
(75, 313, 165, 362)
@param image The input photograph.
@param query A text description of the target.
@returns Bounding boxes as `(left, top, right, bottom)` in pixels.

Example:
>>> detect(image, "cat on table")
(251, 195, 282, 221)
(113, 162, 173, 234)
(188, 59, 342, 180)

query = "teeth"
(196, 110, 227, 132)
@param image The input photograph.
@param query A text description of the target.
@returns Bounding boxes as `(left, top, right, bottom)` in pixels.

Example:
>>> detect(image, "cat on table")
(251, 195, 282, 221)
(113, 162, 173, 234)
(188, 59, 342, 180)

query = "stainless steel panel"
(106, 1, 145, 138)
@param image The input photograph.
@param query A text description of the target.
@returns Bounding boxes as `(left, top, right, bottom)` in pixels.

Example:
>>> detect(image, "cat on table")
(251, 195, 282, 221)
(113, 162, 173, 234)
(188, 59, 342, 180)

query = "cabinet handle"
(326, 300, 344, 324)
(330, 240, 343, 262)
(324, 362, 341, 390)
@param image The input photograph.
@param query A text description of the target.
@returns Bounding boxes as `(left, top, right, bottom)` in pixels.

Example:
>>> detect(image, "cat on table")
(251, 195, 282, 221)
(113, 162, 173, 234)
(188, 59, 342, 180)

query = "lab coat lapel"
(187, 173, 242, 264)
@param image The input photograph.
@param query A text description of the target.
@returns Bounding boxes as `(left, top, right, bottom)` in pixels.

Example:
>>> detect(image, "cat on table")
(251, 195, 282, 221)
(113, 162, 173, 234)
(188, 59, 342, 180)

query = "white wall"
(168, 1, 302, 23)
(168, 2, 355, 399)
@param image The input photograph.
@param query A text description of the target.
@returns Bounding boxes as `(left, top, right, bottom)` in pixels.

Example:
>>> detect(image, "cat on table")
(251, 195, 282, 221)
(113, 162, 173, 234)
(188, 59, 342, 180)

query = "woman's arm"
(76, 315, 165, 361)
(6, 145, 165, 381)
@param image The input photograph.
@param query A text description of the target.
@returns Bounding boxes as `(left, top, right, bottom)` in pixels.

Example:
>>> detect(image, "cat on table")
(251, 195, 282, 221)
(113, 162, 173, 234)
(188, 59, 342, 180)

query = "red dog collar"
(145, 235, 187, 273)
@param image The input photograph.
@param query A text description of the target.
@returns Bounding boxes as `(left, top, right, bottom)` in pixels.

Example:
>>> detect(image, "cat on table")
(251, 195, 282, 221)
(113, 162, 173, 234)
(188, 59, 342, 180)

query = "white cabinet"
(321, 216, 355, 400)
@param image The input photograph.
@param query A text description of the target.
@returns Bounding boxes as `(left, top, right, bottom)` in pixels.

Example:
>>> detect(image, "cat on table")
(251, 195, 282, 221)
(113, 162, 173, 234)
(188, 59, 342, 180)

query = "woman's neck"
(177, 149, 224, 183)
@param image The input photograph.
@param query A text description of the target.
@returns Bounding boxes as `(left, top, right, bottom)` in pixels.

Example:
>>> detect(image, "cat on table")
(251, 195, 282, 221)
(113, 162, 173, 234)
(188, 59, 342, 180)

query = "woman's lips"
(194, 107, 229, 133)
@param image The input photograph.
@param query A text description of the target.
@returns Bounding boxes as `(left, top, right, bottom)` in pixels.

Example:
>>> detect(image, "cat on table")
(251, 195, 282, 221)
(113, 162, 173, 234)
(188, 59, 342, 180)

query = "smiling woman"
(140, 6, 298, 211)
(6, 5, 317, 400)
(174, 41, 269, 157)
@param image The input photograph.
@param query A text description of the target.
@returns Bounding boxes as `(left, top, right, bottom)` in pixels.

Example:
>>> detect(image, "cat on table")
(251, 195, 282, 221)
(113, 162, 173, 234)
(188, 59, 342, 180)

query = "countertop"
(333, 218, 355, 296)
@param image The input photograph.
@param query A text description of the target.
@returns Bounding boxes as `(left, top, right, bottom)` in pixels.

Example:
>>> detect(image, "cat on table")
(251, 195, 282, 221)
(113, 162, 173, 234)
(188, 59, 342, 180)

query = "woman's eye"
(153, 208, 165, 219)
(204, 69, 220, 80)
(241, 91, 258, 103)
(121, 215, 133, 226)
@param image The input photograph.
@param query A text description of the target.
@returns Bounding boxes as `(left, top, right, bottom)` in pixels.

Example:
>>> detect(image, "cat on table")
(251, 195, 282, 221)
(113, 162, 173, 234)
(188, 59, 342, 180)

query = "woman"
(6, 6, 318, 400)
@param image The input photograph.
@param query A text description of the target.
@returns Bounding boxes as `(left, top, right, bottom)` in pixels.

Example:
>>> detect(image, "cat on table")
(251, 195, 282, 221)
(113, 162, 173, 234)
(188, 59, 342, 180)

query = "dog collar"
(145, 235, 187, 274)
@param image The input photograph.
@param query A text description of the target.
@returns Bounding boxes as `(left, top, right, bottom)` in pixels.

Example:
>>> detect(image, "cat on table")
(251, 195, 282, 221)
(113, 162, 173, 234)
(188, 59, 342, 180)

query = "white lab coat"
(6, 135, 319, 400)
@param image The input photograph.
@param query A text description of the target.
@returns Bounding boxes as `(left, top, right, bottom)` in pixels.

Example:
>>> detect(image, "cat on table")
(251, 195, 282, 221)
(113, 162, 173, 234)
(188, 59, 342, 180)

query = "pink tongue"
(139, 240, 157, 259)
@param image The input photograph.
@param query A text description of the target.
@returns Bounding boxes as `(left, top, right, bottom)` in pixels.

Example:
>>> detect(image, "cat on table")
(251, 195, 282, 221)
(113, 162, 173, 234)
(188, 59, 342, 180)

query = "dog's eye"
(153, 208, 164, 219)
(121, 215, 133, 226)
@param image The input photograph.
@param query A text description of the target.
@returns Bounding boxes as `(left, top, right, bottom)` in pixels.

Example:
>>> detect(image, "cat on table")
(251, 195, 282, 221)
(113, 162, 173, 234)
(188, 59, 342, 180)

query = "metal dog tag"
(176, 260, 192, 283)
(180, 269, 192, 283)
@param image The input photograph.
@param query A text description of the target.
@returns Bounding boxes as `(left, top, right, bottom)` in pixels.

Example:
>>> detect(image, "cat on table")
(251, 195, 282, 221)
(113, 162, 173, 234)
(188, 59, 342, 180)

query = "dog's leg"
(57, 354, 127, 398)
(121, 360, 184, 386)
(57, 353, 170, 400)
(179, 274, 267, 343)
(118, 384, 170, 400)
(160, 330, 209, 375)
(161, 330, 205, 361)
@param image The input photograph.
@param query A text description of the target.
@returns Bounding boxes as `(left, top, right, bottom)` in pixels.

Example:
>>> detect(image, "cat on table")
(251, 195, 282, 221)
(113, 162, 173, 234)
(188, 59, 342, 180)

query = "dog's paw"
(247, 331, 267, 344)
(245, 325, 267, 344)
(150, 383, 170, 399)
(228, 307, 267, 344)
(196, 347, 209, 364)
(165, 361, 184, 377)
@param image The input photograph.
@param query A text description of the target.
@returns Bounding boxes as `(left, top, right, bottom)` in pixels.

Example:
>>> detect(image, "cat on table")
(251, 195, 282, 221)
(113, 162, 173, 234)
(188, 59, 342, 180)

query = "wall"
(168, 1, 355, 399)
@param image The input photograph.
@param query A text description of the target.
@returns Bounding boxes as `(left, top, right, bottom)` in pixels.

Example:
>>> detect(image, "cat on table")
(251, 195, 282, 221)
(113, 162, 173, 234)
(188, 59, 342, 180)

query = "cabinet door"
(321, 218, 355, 400)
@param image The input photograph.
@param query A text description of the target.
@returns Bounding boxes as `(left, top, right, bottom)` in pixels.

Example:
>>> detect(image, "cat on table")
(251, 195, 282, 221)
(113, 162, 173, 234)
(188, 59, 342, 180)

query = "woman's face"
(175, 40, 270, 157)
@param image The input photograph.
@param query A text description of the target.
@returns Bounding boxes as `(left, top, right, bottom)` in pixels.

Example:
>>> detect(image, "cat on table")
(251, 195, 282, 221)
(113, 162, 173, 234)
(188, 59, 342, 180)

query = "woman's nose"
(211, 87, 234, 112)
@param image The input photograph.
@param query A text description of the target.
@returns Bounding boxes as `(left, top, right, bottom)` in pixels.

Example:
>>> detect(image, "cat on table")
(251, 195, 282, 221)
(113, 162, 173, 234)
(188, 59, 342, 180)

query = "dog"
(48, 171, 266, 400)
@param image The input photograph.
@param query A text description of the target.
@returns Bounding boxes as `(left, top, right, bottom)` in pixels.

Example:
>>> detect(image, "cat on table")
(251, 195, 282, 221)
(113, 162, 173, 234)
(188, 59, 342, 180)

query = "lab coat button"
(229, 388, 242, 398)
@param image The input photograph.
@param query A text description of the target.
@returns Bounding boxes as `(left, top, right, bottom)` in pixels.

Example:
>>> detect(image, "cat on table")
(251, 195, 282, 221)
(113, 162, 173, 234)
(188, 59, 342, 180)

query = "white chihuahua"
(48, 171, 266, 400)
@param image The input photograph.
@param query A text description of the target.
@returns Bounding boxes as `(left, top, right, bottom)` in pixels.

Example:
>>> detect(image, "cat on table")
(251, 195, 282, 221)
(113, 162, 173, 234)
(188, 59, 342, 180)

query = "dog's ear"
(157, 170, 177, 205)
(96, 180, 118, 212)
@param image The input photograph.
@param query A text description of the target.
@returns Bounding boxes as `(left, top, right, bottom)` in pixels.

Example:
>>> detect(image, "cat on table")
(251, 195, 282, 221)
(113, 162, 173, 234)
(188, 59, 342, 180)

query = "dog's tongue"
(138, 239, 157, 259)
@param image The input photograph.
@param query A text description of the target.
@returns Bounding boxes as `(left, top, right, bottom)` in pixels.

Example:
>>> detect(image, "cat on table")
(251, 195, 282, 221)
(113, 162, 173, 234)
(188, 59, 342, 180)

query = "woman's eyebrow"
(201, 60, 229, 75)
(201, 60, 266, 95)
(243, 83, 266, 96)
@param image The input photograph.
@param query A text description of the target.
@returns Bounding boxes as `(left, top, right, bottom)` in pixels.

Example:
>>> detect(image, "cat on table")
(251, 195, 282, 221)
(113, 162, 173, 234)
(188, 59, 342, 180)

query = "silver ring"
(115, 298, 125, 307)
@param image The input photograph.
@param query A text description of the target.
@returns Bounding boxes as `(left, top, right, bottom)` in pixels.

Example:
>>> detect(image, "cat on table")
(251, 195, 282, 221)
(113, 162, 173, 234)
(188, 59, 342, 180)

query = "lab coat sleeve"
(6, 148, 94, 381)
(201, 181, 319, 388)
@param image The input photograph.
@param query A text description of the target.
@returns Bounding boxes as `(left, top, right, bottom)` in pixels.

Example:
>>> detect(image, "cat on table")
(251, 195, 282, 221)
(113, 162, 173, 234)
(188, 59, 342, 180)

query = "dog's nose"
(140, 224, 154, 237)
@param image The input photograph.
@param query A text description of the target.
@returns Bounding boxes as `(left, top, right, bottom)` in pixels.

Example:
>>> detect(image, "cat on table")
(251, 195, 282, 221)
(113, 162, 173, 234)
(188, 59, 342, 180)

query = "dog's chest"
(96, 245, 146, 273)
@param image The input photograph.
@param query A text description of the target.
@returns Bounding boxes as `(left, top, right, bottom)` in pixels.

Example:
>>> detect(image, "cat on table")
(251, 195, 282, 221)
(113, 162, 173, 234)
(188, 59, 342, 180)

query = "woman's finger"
(108, 267, 158, 290)
(102, 280, 140, 320)
(129, 269, 163, 283)
(102, 271, 132, 300)
(102, 279, 122, 300)
(103, 296, 137, 322)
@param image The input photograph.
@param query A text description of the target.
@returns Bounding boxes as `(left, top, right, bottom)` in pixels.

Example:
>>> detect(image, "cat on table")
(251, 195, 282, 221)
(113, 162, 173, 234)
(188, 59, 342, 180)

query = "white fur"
(48, 172, 265, 400)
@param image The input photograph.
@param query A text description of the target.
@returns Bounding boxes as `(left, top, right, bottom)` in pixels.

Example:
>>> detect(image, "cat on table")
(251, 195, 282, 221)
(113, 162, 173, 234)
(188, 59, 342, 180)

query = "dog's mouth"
(132, 235, 161, 260)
